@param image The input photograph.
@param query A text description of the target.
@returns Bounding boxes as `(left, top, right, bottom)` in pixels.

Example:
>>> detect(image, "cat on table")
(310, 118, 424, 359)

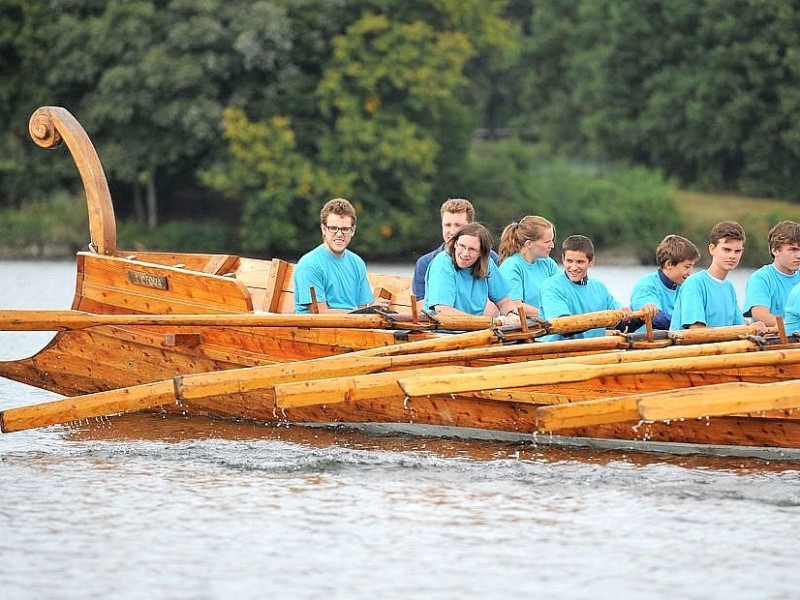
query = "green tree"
(210, 1, 515, 258)
(18, 0, 296, 227)
(202, 107, 342, 257)
(501, 0, 800, 201)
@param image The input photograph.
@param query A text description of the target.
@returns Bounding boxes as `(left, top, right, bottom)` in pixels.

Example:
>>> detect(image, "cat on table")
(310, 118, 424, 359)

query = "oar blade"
(0, 380, 176, 433)
(637, 380, 800, 421)
(536, 397, 640, 431)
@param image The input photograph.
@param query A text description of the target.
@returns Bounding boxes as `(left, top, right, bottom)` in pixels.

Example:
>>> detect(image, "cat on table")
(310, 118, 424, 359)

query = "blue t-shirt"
(783, 282, 800, 333)
(629, 270, 679, 330)
(412, 244, 499, 300)
(498, 253, 559, 310)
(424, 251, 509, 315)
(293, 244, 373, 313)
(669, 270, 745, 329)
(539, 272, 623, 340)
(743, 263, 800, 319)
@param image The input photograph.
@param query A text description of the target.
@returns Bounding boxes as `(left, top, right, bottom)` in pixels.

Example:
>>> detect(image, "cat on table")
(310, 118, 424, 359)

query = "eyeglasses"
(455, 242, 480, 255)
(324, 225, 354, 235)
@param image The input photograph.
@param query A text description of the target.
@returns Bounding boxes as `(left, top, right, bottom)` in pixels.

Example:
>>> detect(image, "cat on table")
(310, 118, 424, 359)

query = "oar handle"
(546, 309, 645, 335)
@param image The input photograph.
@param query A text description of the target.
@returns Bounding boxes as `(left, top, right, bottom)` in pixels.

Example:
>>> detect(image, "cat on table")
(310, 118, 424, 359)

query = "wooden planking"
(200, 254, 239, 275)
(274, 262, 296, 313)
(367, 273, 415, 312)
(236, 258, 292, 313)
(177, 384, 800, 449)
(264, 259, 290, 312)
(77, 253, 253, 314)
(117, 251, 220, 271)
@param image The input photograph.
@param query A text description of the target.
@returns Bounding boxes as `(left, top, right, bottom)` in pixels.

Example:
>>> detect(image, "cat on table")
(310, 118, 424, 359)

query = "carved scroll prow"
(29, 107, 117, 256)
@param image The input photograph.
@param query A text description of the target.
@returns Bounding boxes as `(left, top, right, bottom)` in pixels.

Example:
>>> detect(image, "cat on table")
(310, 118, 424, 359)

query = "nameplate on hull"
(127, 271, 169, 290)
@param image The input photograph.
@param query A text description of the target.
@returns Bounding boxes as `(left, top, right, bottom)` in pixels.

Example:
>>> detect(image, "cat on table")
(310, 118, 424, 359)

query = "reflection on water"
(1, 261, 799, 599)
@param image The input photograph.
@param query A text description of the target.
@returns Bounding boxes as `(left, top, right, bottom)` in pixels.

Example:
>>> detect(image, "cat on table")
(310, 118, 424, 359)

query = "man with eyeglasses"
(293, 198, 391, 314)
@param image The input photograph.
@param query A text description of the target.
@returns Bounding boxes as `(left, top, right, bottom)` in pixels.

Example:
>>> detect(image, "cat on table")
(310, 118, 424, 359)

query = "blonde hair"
(440, 198, 475, 222)
(498, 215, 555, 262)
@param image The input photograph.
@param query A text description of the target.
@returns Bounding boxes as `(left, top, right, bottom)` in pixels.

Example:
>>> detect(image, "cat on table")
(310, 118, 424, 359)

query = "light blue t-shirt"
(293, 244, 373, 313)
(783, 283, 800, 333)
(539, 272, 623, 340)
(743, 263, 800, 319)
(630, 270, 678, 330)
(424, 251, 509, 315)
(669, 270, 745, 329)
(413, 244, 499, 300)
(498, 253, 559, 310)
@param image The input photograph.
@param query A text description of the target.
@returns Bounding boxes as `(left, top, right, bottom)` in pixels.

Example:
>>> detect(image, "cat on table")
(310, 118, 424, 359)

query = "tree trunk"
(145, 172, 158, 230)
(133, 181, 145, 225)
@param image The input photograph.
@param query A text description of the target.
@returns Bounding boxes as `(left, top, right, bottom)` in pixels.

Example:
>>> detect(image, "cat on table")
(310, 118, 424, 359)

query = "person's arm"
(495, 296, 522, 326)
(315, 301, 351, 314)
(651, 310, 671, 329)
(749, 305, 777, 327)
(411, 256, 428, 299)
(430, 303, 470, 316)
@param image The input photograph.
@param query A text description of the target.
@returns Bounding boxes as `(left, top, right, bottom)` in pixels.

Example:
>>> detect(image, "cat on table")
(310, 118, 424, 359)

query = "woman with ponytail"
(498, 216, 559, 318)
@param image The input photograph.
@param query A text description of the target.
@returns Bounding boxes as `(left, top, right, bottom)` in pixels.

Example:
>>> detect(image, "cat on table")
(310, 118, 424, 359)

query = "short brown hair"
(709, 221, 745, 245)
(655, 234, 700, 267)
(320, 198, 357, 227)
(561, 234, 595, 261)
(498, 215, 555, 262)
(440, 198, 475, 222)
(445, 222, 493, 278)
(768, 220, 800, 254)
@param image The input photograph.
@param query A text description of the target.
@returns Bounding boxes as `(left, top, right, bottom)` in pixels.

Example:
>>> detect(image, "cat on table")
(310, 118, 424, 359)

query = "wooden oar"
(536, 379, 800, 431)
(0, 326, 502, 433)
(176, 333, 633, 401)
(637, 379, 800, 421)
(397, 347, 800, 398)
(0, 306, 640, 334)
(0, 381, 176, 433)
(274, 339, 760, 408)
(0, 309, 501, 331)
(668, 324, 776, 344)
(545, 309, 645, 335)
(0, 309, 736, 433)
(535, 395, 642, 430)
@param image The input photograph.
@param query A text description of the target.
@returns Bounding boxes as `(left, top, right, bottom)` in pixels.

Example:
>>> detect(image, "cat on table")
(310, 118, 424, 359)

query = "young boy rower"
(539, 235, 654, 340)
(670, 221, 763, 330)
(743, 220, 800, 327)
(630, 235, 700, 330)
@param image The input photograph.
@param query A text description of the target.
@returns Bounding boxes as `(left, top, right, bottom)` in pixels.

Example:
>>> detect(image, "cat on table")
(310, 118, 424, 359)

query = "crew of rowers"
(293, 197, 800, 339)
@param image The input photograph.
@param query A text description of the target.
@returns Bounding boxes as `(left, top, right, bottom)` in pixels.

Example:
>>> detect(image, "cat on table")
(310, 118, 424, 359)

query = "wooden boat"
(3, 106, 800, 460)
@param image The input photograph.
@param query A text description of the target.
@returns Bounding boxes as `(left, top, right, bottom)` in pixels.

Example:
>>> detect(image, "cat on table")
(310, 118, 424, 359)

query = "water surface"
(1, 261, 798, 600)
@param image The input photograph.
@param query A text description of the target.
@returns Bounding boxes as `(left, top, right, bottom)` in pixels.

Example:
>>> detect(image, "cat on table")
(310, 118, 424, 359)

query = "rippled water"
(1, 261, 799, 600)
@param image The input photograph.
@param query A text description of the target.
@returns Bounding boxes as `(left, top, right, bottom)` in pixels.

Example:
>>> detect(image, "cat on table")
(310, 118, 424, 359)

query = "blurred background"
(2, 0, 800, 267)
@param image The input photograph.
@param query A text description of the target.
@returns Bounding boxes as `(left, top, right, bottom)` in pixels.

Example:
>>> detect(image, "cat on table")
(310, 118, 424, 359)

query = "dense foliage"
(2, 0, 799, 261)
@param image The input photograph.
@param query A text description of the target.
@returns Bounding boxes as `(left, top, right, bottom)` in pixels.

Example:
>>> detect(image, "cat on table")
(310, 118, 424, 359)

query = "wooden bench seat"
(235, 257, 414, 314)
